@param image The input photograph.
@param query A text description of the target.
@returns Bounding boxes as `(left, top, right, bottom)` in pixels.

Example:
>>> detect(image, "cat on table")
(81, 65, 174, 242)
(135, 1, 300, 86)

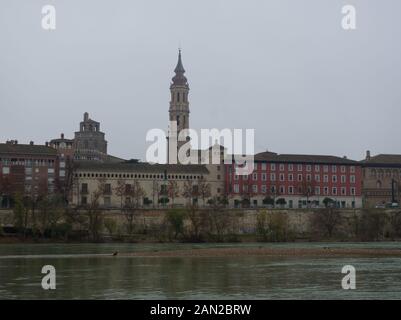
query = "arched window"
(376, 180, 382, 189)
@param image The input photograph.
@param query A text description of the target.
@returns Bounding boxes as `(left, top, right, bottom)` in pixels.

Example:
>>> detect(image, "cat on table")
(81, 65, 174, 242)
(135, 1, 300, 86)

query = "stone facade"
(361, 151, 401, 207)
(74, 112, 108, 161)
(71, 161, 218, 208)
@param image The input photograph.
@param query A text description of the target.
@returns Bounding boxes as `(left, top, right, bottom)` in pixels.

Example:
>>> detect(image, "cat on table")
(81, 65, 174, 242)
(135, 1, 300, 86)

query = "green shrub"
(104, 218, 117, 236)
(166, 209, 186, 239)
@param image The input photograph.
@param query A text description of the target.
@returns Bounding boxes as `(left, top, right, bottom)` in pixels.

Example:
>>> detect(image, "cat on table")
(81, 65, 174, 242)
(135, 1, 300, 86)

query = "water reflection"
(0, 243, 400, 299)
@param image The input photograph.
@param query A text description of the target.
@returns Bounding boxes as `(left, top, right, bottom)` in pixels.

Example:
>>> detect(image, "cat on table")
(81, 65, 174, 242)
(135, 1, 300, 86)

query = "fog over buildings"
(0, 0, 400, 161)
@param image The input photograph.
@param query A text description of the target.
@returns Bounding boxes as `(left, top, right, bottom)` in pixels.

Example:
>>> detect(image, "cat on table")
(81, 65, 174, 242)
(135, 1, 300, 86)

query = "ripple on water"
(0, 243, 401, 299)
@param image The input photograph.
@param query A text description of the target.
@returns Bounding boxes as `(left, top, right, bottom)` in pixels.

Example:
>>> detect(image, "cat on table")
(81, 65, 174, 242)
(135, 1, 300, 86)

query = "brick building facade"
(225, 151, 362, 208)
(0, 141, 59, 208)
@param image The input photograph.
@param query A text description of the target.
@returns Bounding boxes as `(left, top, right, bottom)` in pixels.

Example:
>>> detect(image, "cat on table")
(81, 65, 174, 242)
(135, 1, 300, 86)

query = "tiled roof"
(254, 151, 358, 165)
(75, 161, 209, 174)
(0, 143, 57, 156)
(361, 154, 401, 166)
(105, 155, 127, 163)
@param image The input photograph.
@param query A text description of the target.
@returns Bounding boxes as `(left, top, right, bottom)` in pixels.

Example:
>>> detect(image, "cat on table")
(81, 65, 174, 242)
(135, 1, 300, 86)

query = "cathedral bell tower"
(167, 49, 190, 163)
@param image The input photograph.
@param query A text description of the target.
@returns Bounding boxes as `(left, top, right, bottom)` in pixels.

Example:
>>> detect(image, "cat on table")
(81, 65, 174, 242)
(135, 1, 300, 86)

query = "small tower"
(74, 112, 108, 161)
(168, 50, 190, 163)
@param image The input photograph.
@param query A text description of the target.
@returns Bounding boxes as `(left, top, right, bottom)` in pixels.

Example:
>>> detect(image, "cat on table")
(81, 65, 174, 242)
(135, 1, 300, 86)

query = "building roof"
(254, 151, 358, 165)
(50, 133, 74, 144)
(0, 143, 58, 156)
(361, 154, 401, 167)
(50, 138, 74, 143)
(105, 154, 127, 163)
(171, 49, 188, 86)
(75, 161, 210, 174)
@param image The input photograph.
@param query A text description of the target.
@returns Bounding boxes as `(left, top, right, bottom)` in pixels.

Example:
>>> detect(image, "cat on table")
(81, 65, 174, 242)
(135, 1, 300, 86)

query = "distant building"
(361, 151, 401, 207)
(49, 133, 75, 202)
(72, 161, 212, 208)
(0, 141, 59, 208)
(225, 151, 363, 209)
(74, 112, 108, 161)
(49, 133, 74, 158)
(167, 49, 190, 163)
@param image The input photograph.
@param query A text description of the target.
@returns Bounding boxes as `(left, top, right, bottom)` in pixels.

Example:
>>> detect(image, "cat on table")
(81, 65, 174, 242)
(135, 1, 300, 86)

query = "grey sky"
(0, 0, 400, 161)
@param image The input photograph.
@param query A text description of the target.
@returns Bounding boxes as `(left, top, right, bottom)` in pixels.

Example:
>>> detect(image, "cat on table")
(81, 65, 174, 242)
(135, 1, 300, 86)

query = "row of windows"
(232, 184, 357, 196)
(75, 172, 203, 180)
(369, 168, 401, 178)
(1, 166, 56, 175)
(233, 173, 357, 183)
(233, 163, 356, 173)
(0, 158, 55, 167)
(233, 199, 356, 209)
(81, 182, 200, 195)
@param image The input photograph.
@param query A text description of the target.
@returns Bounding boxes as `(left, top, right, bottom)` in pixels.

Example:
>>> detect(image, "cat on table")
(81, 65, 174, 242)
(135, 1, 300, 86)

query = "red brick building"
(225, 151, 362, 208)
(0, 141, 59, 208)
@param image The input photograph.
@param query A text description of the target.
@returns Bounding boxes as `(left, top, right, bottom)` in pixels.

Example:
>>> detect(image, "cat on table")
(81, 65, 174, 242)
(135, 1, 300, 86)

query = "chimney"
(84, 112, 89, 121)
(366, 150, 371, 160)
(45, 141, 49, 147)
(61, 133, 64, 139)
(343, 155, 347, 159)
(30, 141, 34, 145)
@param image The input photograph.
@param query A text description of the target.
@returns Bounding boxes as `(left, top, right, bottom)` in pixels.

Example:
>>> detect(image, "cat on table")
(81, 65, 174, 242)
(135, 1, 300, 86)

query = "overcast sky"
(0, 0, 400, 161)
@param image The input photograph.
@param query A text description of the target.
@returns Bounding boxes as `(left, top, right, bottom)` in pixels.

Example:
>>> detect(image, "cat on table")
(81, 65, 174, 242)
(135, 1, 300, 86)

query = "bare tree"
(311, 208, 342, 238)
(198, 180, 211, 207)
(54, 157, 75, 204)
(298, 178, 316, 208)
(185, 204, 206, 241)
(114, 179, 126, 209)
(182, 180, 197, 206)
(36, 195, 64, 238)
(167, 180, 180, 207)
(388, 210, 401, 239)
(84, 181, 104, 241)
(123, 180, 146, 235)
(206, 196, 230, 241)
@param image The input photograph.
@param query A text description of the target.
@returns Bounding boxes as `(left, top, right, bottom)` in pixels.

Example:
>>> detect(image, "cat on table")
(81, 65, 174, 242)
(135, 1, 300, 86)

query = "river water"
(0, 242, 400, 299)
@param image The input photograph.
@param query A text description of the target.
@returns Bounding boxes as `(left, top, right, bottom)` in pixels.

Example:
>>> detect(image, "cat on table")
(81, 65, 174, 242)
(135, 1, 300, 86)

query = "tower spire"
(168, 49, 190, 163)
(174, 49, 185, 74)
(172, 49, 187, 85)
